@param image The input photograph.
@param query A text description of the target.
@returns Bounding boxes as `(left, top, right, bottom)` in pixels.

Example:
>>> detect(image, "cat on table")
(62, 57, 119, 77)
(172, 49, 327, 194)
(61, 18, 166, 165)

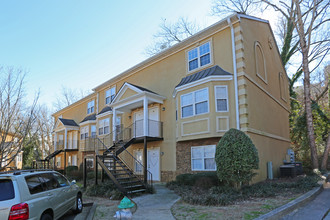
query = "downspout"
(227, 17, 240, 130)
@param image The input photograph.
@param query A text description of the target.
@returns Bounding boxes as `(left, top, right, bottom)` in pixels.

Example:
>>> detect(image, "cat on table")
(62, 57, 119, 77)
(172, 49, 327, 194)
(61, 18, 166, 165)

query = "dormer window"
(105, 87, 116, 104)
(187, 42, 211, 72)
(87, 100, 95, 114)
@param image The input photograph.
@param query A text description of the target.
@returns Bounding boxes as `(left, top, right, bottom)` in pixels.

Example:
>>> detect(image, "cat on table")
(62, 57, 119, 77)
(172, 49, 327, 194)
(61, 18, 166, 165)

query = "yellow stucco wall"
(51, 15, 290, 182)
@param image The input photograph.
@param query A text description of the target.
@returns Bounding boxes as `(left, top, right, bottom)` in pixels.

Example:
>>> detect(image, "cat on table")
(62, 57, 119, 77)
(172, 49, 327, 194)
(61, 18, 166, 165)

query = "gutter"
(227, 17, 240, 130)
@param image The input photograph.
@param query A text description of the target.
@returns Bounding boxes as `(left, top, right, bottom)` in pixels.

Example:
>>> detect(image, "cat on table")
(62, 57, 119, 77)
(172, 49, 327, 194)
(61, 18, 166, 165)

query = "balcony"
(55, 140, 79, 151)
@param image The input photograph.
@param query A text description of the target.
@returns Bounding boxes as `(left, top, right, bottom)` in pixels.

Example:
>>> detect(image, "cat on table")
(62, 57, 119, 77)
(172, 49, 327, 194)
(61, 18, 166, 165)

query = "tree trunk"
(321, 135, 330, 170)
(294, 0, 319, 170)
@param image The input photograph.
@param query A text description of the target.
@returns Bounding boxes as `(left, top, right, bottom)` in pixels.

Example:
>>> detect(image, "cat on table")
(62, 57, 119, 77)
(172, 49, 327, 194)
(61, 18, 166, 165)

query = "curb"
(86, 202, 97, 220)
(255, 186, 323, 220)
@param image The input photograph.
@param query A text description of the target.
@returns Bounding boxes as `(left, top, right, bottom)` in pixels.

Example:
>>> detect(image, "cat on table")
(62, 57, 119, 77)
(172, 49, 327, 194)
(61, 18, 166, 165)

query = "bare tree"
(262, 0, 330, 170)
(35, 105, 54, 159)
(53, 86, 89, 111)
(0, 67, 39, 171)
(211, 0, 262, 16)
(145, 17, 200, 56)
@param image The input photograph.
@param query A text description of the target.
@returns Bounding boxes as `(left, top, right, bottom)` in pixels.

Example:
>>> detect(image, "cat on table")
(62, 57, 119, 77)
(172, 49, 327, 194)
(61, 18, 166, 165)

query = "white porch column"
(54, 132, 57, 151)
(64, 128, 68, 150)
(143, 97, 149, 136)
(112, 108, 117, 141)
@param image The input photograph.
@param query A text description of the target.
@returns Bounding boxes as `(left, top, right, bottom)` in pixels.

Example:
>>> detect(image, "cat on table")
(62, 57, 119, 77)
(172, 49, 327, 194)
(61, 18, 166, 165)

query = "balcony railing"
(55, 140, 79, 151)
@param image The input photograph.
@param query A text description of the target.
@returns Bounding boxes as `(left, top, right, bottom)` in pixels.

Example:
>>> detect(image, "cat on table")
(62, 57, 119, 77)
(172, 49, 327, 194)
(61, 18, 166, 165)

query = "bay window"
(181, 88, 209, 118)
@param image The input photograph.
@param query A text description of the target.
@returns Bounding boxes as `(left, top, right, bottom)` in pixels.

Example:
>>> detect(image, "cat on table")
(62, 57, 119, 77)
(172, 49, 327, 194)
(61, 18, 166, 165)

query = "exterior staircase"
(95, 129, 153, 196)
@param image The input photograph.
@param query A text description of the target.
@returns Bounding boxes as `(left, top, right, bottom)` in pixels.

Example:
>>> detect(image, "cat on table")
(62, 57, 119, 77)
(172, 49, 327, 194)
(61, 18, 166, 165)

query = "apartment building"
(51, 13, 290, 189)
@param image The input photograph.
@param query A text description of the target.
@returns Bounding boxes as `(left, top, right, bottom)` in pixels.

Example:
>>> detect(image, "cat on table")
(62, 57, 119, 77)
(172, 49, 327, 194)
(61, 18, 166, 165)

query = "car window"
(0, 179, 15, 201)
(53, 173, 70, 187)
(25, 175, 45, 194)
(39, 173, 59, 190)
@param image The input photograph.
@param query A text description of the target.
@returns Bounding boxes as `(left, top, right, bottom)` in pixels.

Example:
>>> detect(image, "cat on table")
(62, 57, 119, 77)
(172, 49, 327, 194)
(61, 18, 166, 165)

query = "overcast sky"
(1, 0, 281, 110)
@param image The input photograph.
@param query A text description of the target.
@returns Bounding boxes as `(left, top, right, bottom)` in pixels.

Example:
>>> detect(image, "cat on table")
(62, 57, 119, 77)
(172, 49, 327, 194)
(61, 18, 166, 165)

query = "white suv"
(0, 170, 83, 220)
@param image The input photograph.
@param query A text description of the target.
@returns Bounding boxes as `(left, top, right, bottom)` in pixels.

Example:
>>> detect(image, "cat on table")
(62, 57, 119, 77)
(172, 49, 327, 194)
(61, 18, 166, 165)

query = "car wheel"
(40, 213, 53, 220)
(73, 194, 83, 213)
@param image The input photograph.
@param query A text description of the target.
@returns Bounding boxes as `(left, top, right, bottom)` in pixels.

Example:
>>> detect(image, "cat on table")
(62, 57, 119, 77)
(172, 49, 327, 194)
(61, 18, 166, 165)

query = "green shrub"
(174, 172, 220, 188)
(85, 181, 123, 199)
(66, 166, 78, 173)
(215, 128, 259, 187)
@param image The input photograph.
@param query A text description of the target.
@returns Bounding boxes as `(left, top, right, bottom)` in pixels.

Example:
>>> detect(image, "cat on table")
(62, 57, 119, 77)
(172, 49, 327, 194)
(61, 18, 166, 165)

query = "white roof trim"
(173, 75, 233, 98)
(79, 120, 97, 126)
(237, 14, 269, 23)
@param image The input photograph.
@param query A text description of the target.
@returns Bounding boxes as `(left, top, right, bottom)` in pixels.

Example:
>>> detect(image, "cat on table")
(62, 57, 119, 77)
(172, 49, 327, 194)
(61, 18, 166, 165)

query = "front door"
(147, 148, 160, 181)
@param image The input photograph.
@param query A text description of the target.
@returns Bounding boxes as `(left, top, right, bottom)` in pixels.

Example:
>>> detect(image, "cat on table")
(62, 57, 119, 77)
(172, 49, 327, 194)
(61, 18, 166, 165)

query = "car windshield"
(0, 179, 15, 201)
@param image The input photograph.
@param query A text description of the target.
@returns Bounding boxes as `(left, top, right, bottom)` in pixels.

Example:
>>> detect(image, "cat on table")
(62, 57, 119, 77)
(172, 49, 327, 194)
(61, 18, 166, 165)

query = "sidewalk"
(131, 183, 180, 220)
(280, 188, 330, 220)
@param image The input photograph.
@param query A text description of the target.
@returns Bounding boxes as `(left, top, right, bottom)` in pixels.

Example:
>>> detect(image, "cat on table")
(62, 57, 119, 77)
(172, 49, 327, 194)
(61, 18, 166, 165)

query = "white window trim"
(87, 100, 95, 114)
(191, 145, 216, 171)
(255, 41, 268, 84)
(98, 118, 110, 136)
(105, 86, 116, 105)
(180, 87, 209, 119)
(186, 40, 213, 74)
(214, 85, 229, 112)
(80, 126, 89, 140)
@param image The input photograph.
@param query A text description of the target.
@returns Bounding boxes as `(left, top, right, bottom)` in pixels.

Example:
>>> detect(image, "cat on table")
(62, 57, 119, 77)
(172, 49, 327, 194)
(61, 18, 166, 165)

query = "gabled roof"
(58, 118, 79, 127)
(80, 114, 96, 123)
(127, 83, 159, 95)
(98, 106, 112, 115)
(176, 65, 232, 88)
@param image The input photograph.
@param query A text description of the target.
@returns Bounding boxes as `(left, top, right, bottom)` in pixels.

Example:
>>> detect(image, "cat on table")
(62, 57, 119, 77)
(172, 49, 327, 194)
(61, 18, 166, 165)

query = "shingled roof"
(98, 106, 112, 115)
(176, 65, 232, 88)
(59, 118, 79, 127)
(80, 114, 96, 123)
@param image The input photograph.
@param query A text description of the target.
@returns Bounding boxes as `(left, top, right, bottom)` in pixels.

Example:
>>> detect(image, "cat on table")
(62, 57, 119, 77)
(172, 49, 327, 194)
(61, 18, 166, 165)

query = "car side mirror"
(71, 180, 76, 185)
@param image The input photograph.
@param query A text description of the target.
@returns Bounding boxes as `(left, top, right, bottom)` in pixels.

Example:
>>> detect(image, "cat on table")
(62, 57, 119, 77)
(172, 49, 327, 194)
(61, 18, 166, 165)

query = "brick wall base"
(176, 137, 220, 175)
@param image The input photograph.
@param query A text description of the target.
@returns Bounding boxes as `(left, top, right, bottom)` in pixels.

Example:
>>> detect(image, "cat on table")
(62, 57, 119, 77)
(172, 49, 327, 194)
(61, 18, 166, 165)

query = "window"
(105, 87, 116, 104)
(191, 145, 216, 171)
(87, 100, 95, 114)
(181, 88, 209, 118)
(86, 158, 94, 169)
(187, 42, 211, 72)
(98, 118, 110, 135)
(0, 179, 15, 201)
(53, 173, 70, 187)
(91, 125, 96, 137)
(72, 155, 77, 166)
(134, 151, 143, 174)
(215, 86, 229, 112)
(25, 175, 44, 194)
(80, 126, 88, 139)
(56, 157, 61, 167)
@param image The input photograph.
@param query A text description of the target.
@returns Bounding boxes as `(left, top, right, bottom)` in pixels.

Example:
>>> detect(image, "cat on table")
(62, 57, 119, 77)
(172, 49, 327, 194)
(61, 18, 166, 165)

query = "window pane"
(104, 126, 109, 134)
(105, 90, 110, 97)
(189, 59, 198, 71)
(181, 93, 193, 106)
(91, 126, 96, 132)
(204, 146, 215, 158)
(40, 173, 59, 190)
(195, 89, 208, 102)
(192, 147, 203, 158)
(205, 158, 216, 170)
(105, 97, 110, 104)
(25, 175, 44, 194)
(192, 159, 203, 170)
(217, 99, 228, 111)
(53, 173, 69, 187)
(200, 54, 210, 66)
(195, 101, 208, 114)
(182, 105, 193, 118)
(99, 128, 103, 135)
(0, 179, 15, 201)
(199, 42, 210, 56)
(104, 118, 110, 126)
(188, 48, 198, 60)
(216, 87, 227, 99)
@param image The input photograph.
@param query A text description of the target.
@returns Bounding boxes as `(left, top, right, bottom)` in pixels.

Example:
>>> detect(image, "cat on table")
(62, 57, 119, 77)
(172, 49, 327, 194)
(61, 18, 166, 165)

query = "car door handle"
(47, 193, 52, 196)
